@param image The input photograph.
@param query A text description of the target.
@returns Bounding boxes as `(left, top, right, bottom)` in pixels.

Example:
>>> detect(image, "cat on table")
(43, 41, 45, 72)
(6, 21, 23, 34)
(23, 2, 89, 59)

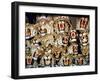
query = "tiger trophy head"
(53, 16, 72, 34)
(79, 30, 89, 46)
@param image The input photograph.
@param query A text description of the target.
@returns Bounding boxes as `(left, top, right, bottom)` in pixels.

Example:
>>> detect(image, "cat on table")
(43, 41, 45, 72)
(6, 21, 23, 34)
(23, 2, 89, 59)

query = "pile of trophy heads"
(25, 15, 89, 68)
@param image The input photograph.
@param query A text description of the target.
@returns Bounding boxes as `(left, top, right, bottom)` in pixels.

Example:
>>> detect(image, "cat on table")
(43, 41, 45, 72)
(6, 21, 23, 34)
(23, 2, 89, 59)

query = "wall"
(0, 0, 99, 81)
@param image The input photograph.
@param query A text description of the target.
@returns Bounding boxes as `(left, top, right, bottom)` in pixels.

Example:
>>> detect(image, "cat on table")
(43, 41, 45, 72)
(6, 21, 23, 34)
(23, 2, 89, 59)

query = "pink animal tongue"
(58, 23, 64, 30)
(60, 23, 63, 28)
(28, 59, 32, 64)
(72, 32, 75, 36)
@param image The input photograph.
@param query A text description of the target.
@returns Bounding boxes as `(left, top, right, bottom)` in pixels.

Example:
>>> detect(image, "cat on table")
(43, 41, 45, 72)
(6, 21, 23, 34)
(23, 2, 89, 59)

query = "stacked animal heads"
(25, 15, 90, 68)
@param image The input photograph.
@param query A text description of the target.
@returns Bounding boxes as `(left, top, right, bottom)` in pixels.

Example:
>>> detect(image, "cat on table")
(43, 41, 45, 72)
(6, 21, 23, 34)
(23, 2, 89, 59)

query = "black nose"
(38, 42, 41, 45)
